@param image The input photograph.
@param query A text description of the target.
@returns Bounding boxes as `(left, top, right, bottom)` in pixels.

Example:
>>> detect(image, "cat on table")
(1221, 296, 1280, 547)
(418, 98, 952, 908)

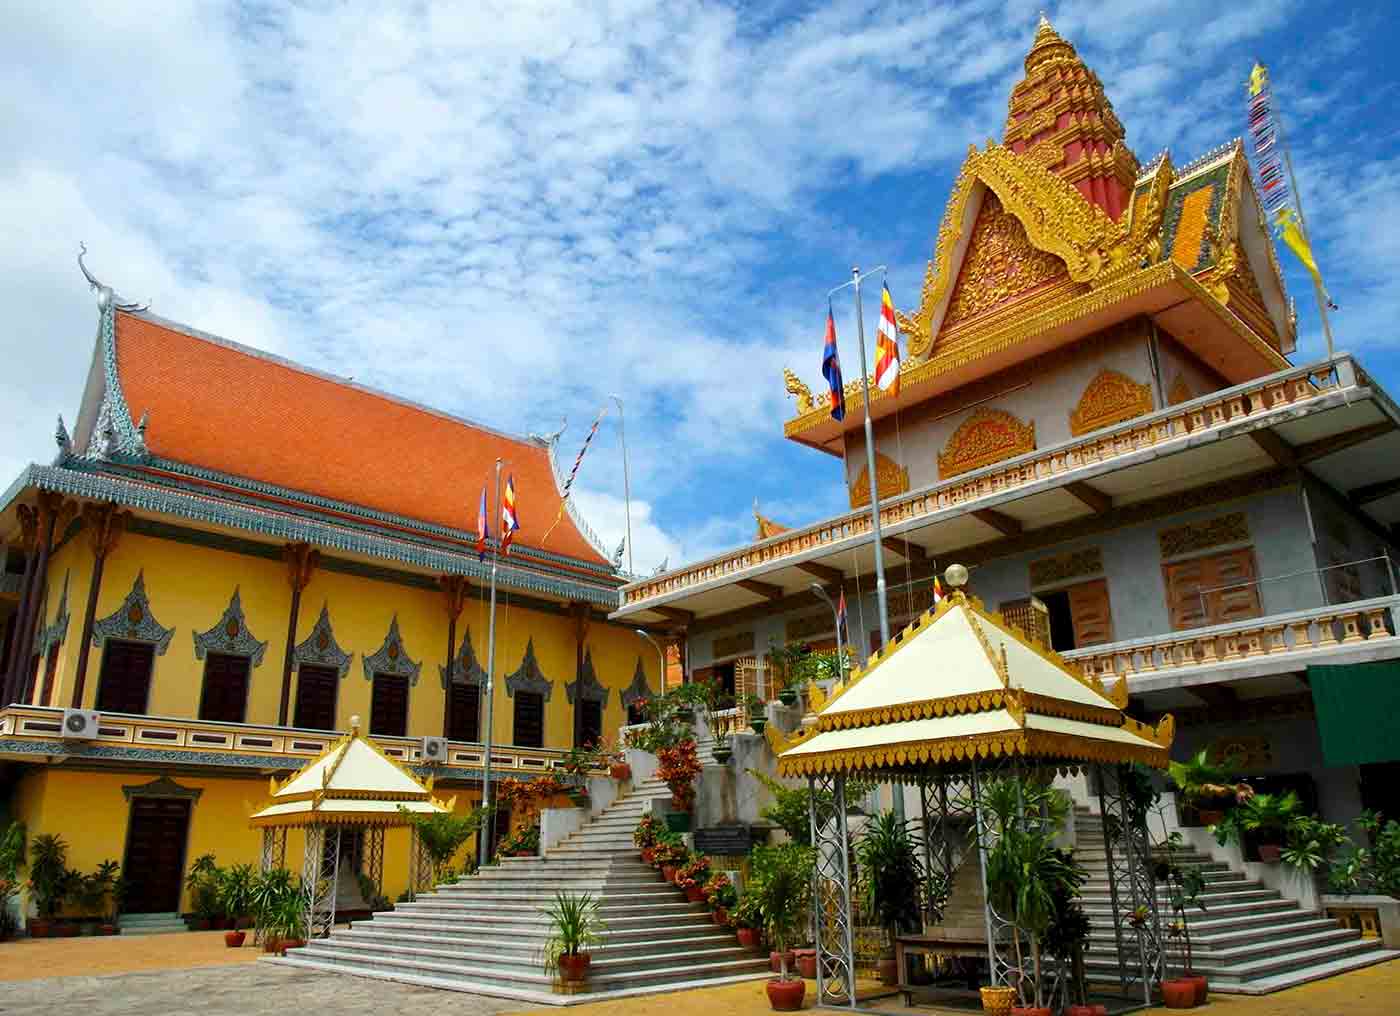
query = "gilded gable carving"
(849, 452, 910, 509)
(938, 408, 1036, 479)
(943, 192, 1068, 330)
(1158, 512, 1249, 559)
(1068, 368, 1154, 436)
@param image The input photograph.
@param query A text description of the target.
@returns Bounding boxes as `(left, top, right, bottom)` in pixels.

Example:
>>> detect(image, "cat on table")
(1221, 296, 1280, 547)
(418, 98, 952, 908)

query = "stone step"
(431, 885, 677, 904)
(361, 915, 720, 946)
(374, 909, 716, 935)
(1205, 947, 1400, 995)
(446, 879, 667, 895)
(396, 899, 705, 920)
(339, 925, 738, 957)
(1080, 887, 1277, 908)
(1081, 870, 1248, 890)
(1083, 898, 1297, 922)
(1087, 913, 1336, 952)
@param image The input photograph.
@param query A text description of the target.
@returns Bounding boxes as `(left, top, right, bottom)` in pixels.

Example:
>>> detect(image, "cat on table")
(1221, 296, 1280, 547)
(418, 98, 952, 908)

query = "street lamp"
(634, 628, 667, 688)
(809, 583, 847, 684)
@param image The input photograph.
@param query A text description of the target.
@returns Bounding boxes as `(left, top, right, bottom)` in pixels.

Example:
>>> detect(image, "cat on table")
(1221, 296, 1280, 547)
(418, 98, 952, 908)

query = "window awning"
(1308, 661, 1400, 767)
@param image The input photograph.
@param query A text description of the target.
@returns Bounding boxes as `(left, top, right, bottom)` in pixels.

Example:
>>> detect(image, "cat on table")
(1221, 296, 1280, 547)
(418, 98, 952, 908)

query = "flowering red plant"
(633, 814, 662, 849)
(656, 739, 702, 811)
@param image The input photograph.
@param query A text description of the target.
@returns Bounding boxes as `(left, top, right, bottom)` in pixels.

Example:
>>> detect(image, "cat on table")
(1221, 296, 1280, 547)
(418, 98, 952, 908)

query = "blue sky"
(2, 1, 1394, 573)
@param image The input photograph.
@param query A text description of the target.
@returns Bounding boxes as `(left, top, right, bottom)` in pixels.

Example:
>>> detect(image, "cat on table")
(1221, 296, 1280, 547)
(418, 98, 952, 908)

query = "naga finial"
(612, 537, 626, 570)
(55, 415, 73, 462)
(77, 242, 149, 312)
(783, 368, 814, 413)
(530, 416, 567, 447)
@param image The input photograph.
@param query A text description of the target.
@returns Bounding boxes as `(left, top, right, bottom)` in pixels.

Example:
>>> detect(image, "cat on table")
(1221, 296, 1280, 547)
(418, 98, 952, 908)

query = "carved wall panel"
(565, 647, 610, 706)
(849, 452, 910, 509)
(1029, 547, 1104, 588)
(92, 572, 174, 655)
(439, 626, 488, 688)
(621, 658, 653, 712)
(504, 638, 553, 700)
(938, 408, 1036, 479)
(1158, 512, 1250, 559)
(786, 613, 831, 642)
(362, 615, 422, 686)
(192, 588, 268, 667)
(293, 604, 353, 678)
(1068, 369, 1154, 436)
(942, 191, 1068, 330)
(712, 631, 755, 659)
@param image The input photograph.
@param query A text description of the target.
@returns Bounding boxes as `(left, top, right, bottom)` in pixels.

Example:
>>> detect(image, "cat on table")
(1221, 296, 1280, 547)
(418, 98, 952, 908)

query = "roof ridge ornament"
(77, 242, 149, 313)
(529, 417, 567, 447)
(55, 415, 73, 464)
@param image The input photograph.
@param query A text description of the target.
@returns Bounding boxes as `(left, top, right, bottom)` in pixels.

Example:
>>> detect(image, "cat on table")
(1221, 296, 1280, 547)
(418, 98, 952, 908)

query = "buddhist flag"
(475, 486, 489, 561)
(501, 476, 520, 554)
(875, 284, 901, 395)
(1276, 208, 1336, 308)
(822, 304, 845, 421)
(836, 588, 848, 643)
(932, 576, 945, 605)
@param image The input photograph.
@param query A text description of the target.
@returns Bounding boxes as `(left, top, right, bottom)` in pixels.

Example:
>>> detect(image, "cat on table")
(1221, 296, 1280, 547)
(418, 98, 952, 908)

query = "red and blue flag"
(476, 486, 490, 561)
(822, 304, 845, 421)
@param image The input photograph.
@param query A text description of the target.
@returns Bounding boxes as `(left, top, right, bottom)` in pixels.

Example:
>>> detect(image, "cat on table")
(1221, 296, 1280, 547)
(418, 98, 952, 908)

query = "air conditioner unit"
(421, 736, 449, 764)
(61, 709, 101, 740)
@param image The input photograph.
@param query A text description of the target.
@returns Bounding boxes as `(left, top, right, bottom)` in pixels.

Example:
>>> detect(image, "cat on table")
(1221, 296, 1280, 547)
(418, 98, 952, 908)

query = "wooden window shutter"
(1210, 549, 1262, 624)
(1163, 549, 1262, 630)
(1067, 578, 1114, 648)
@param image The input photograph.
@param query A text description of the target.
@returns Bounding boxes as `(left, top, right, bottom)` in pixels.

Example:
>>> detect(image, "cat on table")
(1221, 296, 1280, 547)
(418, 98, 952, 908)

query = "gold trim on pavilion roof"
(249, 716, 455, 827)
(775, 588, 1173, 777)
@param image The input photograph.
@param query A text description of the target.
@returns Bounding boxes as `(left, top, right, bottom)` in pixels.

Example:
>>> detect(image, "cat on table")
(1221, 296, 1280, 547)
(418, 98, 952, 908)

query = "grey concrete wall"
(1155, 332, 1229, 402)
(1304, 478, 1397, 604)
(694, 733, 781, 829)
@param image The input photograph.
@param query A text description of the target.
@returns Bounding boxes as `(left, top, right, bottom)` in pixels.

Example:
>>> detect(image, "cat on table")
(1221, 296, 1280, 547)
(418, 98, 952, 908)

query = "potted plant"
(184, 854, 222, 929)
(1167, 749, 1242, 826)
(750, 843, 814, 1011)
(26, 833, 70, 939)
(731, 892, 764, 949)
(218, 863, 256, 946)
(104, 872, 126, 935)
(541, 889, 607, 987)
(702, 872, 735, 924)
(1156, 831, 1208, 1005)
(738, 692, 766, 734)
(400, 805, 488, 883)
(656, 739, 702, 827)
(856, 810, 923, 985)
(633, 814, 661, 861)
(1231, 791, 1301, 861)
(1282, 813, 1348, 875)
(250, 867, 297, 950)
(1040, 849, 1090, 1015)
(498, 823, 542, 858)
(670, 681, 710, 724)
(677, 854, 711, 903)
(271, 891, 306, 953)
(655, 838, 686, 882)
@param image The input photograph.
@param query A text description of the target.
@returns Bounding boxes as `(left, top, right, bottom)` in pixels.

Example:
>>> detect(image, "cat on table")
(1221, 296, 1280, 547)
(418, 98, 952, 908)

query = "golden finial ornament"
(350, 714, 361, 734)
(944, 563, 969, 588)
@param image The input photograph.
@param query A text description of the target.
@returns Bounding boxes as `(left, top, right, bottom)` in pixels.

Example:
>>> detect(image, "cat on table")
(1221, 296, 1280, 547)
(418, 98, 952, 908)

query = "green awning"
(1308, 661, 1400, 767)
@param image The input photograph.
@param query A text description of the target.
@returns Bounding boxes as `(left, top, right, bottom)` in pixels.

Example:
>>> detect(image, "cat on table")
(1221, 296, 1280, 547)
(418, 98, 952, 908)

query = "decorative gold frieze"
(712, 631, 755, 659)
(1209, 734, 1271, 770)
(1068, 369, 1153, 436)
(849, 452, 910, 509)
(938, 408, 1036, 479)
(1029, 547, 1104, 588)
(943, 192, 1068, 330)
(1158, 512, 1249, 559)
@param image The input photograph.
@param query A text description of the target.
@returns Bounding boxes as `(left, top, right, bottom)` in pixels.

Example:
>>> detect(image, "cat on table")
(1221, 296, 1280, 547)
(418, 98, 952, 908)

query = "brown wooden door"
(513, 690, 544, 747)
(1067, 578, 1114, 648)
(293, 665, 339, 730)
(447, 683, 480, 742)
(1164, 549, 1262, 630)
(198, 653, 251, 723)
(369, 673, 409, 736)
(96, 640, 155, 714)
(122, 797, 191, 914)
(578, 699, 603, 748)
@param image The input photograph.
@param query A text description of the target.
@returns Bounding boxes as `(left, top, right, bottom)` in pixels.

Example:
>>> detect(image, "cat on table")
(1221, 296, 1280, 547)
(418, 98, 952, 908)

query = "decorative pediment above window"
(938, 408, 1036, 479)
(34, 570, 71, 654)
(122, 774, 203, 802)
(439, 626, 488, 689)
(566, 648, 610, 706)
(621, 657, 653, 712)
(92, 571, 174, 655)
(1068, 368, 1154, 436)
(849, 452, 910, 509)
(504, 638, 553, 701)
(192, 588, 268, 667)
(362, 615, 422, 686)
(293, 603, 352, 679)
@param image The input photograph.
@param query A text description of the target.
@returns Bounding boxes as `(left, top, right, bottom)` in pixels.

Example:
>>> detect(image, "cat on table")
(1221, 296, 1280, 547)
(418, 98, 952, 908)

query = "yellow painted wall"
(10, 767, 488, 913)
(39, 528, 662, 748)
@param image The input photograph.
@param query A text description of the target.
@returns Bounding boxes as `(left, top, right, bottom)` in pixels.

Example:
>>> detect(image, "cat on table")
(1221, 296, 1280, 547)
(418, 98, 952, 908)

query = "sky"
(2, 1, 1396, 575)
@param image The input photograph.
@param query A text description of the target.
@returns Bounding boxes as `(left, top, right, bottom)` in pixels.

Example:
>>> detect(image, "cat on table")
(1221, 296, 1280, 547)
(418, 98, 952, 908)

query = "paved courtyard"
(0, 931, 1396, 1016)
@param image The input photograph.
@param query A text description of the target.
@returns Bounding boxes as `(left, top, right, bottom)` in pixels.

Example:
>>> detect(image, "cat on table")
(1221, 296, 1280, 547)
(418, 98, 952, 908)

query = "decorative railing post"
(810, 772, 856, 1007)
(1097, 763, 1164, 1005)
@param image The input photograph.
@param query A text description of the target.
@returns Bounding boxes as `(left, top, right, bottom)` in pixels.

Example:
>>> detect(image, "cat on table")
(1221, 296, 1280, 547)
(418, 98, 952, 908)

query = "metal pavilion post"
(810, 772, 857, 1007)
(970, 759, 998, 980)
(478, 458, 503, 870)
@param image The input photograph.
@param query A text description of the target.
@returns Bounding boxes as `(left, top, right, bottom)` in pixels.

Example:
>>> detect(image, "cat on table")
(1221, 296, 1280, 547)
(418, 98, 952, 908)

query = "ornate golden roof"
(775, 590, 1173, 776)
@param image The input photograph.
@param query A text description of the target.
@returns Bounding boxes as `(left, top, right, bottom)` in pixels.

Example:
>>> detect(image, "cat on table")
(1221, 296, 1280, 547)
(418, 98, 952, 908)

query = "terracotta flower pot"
(737, 927, 762, 949)
(712, 907, 729, 926)
(979, 985, 1016, 1015)
(280, 937, 305, 954)
(769, 950, 795, 973)
(558, 952, 591, 983)
(610, 763, 631, 780)
(192, 919, 211, 931)
(1257, 843, 1283, 863)
(263, 936, 282, 954)
(641, 847, 657, 864)
(58, 924, 80, 937)
(1196, 809, 1224, 826)
(878, 956, 898, 985)
(662, 865, 678, 883)
(1011, 1008, 1052, 1016)
(1066, 1007, 1097, 1016)
(685, 886, 706, 904)
(1160, 978, 1197, 1008)
(796, 952, 816, 979)
(766, 977, 806, 1011)
(27, 919, 51, 939)
(224, 930, 246, 948)
(99, 924, 118, 936)
(1184, 973, 1208, 1004)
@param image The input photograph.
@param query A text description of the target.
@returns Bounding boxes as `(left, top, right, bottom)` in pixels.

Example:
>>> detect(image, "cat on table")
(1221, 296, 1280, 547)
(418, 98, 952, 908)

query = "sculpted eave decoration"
(35, 570, 71, 655)
(849, 452, 910, 509)
(362, 615, 422, 686)
(1069, 369, 1154, 436)
(621, 657, 653, 711)
(566, 648, 610, 706)
(440, 626, 487, 689)
(504, 638, 553, 700)
(938, 408, 1036, 479)
(293, 603, 353, 679)
(192, 587, 268, 667)
(92, 571, 174, 655)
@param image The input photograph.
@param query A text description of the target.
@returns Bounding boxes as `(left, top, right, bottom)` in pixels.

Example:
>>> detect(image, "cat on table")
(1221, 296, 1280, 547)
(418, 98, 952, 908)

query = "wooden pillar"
(69, 503, 129, 709)
(439, 575, 469, 738)
(7, 494, 68, 705)
(278, 543, 320, 727)
(1, 505, 39, 703)
(571, 603, 589, 747)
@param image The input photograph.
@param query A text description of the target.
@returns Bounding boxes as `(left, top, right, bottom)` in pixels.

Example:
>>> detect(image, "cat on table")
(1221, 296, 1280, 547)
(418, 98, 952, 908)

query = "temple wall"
(1302, 478, 1396, 603)
(30, 528, 647, 749)
(1154, 331, 1231, 404)
(844, 321, 1157, 498)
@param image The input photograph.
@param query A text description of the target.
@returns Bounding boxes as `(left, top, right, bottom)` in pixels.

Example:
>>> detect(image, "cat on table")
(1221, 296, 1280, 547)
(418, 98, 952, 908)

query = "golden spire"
(1025, 11, 1075, 71)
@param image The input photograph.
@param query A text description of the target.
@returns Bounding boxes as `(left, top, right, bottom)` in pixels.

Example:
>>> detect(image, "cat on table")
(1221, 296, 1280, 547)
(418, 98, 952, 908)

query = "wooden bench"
(895, 933, 988, 1006)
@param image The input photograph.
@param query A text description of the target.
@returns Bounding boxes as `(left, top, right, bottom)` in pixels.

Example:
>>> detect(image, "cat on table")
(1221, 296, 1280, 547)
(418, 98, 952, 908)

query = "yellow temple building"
(0, 260, 670, 915)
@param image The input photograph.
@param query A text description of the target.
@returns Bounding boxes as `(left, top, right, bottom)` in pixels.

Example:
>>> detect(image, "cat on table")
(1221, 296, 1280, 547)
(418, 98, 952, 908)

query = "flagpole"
(478, 457, 503, 869)
(848, 265, 902, 825)
(611, 394, 634, 575)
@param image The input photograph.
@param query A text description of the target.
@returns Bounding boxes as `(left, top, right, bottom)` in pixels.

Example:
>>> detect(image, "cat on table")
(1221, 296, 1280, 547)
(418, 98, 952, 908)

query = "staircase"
(273, 776, 769, 1005)
(118, 912, 188, 935)
(1073, 807, 1398, 995)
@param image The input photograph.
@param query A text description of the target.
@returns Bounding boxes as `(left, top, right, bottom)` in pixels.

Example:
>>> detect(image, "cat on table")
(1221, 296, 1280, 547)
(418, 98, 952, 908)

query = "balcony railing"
(1061, 595, 1400, 684)
(619, 357, 1360, 610)
(0, 706, 591, 775)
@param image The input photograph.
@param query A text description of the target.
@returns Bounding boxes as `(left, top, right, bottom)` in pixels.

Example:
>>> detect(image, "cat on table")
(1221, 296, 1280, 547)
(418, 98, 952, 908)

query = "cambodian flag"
(822, 305, 845, 421)
(476, 486, 490, 561)
(501, 475, 520, 554)
(836, 587, 848, 643)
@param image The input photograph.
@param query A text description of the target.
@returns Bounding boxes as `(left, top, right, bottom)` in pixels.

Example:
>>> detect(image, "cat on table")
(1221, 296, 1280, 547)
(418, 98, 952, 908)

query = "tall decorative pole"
(809, 584, 846, 684)
(439, 575, 469, 738)
(477, 458, 503, 869)
(279, 543, 320, 726)
(610, 394, 634, 575)
(1, 505, 39, 703)
(8, 493, 67, 704)
(69, 503, 128, 708)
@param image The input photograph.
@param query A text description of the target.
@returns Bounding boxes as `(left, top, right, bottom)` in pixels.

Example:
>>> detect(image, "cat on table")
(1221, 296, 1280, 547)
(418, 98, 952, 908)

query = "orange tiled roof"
(113, 312, 607, 566)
